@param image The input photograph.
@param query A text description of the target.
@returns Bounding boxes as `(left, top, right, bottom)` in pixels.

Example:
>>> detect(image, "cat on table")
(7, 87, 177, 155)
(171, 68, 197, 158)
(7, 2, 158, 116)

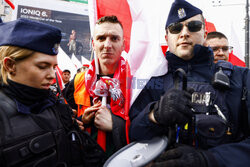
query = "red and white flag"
(228, 23, 246, 67)
(55, 66, 64, 90)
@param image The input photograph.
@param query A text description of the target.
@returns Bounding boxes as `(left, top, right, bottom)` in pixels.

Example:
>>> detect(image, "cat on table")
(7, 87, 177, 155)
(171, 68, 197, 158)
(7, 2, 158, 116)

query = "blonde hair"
(0, 46, 35, 84)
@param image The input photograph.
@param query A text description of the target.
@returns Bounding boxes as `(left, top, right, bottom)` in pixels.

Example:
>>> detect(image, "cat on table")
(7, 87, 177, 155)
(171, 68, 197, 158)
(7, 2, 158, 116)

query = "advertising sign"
(13, 0, 91, 64)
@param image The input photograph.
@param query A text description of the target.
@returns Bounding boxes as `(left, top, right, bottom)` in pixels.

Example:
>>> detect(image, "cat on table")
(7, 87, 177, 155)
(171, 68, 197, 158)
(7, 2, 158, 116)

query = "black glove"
(151, 144, 218, 167)
(153, 88, 193, 126)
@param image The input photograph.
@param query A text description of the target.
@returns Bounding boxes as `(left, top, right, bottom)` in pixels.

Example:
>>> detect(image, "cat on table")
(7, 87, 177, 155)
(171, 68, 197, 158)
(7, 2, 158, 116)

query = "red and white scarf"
(85, 56, 131, 150)
(85, 57, 128, 119)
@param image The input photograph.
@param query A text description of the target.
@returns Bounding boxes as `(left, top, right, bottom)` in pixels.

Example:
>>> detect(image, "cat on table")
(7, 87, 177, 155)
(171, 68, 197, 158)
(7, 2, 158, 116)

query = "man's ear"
(3, 57, 16, 75)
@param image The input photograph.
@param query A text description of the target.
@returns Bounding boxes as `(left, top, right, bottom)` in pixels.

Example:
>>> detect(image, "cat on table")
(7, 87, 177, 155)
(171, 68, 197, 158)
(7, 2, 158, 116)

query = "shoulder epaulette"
(216, 60, 233, 77)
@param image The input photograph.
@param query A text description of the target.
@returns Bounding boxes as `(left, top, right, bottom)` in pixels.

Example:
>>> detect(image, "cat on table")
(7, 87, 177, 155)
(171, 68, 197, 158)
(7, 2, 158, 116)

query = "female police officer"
(0, 18, 104, 167)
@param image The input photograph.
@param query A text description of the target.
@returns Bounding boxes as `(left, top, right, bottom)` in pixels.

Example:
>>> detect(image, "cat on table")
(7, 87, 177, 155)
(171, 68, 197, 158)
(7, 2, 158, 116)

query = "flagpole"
(246, 0, 249, 68)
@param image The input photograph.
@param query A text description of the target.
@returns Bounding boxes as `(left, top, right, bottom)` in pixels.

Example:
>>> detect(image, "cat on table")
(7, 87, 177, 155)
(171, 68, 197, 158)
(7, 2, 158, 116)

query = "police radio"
(212, 67, 230, 90)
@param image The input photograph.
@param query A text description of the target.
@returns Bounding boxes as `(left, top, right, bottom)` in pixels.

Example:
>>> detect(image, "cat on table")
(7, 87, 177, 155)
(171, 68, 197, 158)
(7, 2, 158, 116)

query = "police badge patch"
(192, 92, 211, 106)
(178, 8, 186, 19)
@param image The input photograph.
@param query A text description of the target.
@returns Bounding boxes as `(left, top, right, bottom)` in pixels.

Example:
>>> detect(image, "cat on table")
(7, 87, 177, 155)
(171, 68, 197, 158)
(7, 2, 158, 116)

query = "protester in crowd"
(129, 0, 250, 167)
(64, 15, 131, 157)
(62, 69, 71, 87)
(204, 31, 233, 63)
(0, 18, 105, 166)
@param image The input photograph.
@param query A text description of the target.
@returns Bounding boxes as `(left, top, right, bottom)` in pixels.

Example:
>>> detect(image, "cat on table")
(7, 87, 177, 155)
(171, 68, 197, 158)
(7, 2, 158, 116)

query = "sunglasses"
(210, 46, 233, 52)
(167, 21, 204, 34)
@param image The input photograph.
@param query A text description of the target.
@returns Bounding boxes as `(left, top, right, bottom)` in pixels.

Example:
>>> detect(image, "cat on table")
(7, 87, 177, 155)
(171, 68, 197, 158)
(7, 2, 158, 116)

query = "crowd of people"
(0, 0, 250, 167)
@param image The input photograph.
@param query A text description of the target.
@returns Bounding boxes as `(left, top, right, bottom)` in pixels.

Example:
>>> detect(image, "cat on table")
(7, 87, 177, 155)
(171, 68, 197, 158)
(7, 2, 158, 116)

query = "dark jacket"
(129, 45, 250, 167)
(63, 74, 127, 157)
(0, 84, 105, 167)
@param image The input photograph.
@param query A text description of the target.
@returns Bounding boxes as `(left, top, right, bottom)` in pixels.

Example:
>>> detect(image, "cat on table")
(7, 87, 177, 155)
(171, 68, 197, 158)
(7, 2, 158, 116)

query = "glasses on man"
(167, 20, 204, 34)
(210, 46, 233, 52)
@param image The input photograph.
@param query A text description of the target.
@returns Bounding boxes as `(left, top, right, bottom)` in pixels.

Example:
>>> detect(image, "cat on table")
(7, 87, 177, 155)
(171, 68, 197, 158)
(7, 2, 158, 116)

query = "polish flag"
(88, 0, 168, 106)
(229, 24, 246, 67)
(55, 66, 64, 90)
(205, 20, 216, 33)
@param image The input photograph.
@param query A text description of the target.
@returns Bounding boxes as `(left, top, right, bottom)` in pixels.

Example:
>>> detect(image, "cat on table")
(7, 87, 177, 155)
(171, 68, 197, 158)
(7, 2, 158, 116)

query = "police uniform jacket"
(0, 80, 105, 167)
(129, 45, 250, 167)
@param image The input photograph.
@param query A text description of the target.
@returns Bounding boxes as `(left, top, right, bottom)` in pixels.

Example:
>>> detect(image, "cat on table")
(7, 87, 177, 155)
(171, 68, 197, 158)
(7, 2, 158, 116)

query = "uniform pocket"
(196, 114, 228, 149)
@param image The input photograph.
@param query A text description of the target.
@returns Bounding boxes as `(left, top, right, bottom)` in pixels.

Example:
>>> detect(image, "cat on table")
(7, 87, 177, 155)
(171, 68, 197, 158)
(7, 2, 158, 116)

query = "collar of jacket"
(166, 45, 214, 73)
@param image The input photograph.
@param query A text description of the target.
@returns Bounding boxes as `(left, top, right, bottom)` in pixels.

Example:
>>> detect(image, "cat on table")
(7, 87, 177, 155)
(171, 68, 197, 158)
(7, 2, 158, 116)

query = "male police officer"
(129, 0, 250, 166)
